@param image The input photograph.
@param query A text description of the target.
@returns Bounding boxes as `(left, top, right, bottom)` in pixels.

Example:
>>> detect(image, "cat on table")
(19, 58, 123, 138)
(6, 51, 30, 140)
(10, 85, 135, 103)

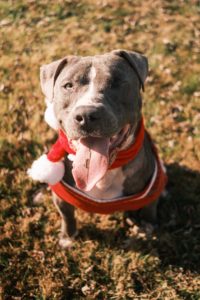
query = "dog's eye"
(63, 82, 73, 89)
(80, 76, 89, 85)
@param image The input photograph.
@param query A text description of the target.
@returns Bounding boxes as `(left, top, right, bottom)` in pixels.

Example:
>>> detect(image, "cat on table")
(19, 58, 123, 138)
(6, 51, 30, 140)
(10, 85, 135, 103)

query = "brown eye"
(80, 76, 89, 85)
(63, 82, 73, 89)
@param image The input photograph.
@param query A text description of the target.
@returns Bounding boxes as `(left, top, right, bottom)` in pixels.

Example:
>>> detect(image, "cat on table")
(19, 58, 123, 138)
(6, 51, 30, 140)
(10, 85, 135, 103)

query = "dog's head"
(40, 50, 148, 191)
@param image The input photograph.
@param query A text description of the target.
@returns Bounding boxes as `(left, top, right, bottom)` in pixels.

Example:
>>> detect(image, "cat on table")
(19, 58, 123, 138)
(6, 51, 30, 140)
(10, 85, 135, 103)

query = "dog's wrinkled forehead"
(40, 50, 148, 102)
(57, 54, 132, 88)
(60, 54, 124, 77)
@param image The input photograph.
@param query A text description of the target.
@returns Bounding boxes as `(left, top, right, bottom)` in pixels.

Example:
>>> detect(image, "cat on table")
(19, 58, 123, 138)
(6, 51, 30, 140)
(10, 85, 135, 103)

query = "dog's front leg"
(124, 199, 159, 229)
(52, 193, 77, 248)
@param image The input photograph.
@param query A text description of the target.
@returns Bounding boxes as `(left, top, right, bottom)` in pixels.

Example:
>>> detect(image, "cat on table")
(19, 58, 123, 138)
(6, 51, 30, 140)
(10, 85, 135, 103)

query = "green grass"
(0, 0, 200, 299)
(181, 75, 200, 95)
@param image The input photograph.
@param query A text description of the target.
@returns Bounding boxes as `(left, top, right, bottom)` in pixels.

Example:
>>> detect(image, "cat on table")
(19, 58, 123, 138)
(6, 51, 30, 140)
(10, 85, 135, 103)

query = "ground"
(0, 0, 200, 299)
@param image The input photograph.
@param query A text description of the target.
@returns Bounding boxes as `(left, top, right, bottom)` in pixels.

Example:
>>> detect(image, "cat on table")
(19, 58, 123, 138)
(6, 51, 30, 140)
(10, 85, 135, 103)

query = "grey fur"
(40, 50, 158, 247)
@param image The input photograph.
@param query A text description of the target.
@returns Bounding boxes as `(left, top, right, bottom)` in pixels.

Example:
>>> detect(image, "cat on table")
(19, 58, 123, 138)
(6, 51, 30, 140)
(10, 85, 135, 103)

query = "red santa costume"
(28, 100, 167, 214)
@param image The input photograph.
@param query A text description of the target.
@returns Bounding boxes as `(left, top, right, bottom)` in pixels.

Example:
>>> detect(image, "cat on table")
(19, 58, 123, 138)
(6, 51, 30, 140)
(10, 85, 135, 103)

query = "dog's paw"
(59, 237, 75, 249)
(27, 154, 65, 185)
(58, 231, 78, 249)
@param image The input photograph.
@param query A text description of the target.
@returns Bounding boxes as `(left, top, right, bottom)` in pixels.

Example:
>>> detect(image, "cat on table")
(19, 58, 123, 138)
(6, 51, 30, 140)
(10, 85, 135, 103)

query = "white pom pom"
(27, 154, 65, 185)
(44, 100, 59, 130)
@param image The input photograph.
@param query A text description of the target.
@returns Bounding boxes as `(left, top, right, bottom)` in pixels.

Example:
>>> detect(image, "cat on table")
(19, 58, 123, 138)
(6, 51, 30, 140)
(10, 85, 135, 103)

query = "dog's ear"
(113, 50, 148, 91)
(40, 57, 68, 102)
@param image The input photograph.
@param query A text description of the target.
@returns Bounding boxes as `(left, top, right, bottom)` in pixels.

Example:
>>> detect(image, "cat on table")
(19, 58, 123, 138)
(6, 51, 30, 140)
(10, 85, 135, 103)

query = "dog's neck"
(62, 119, 155, 200)
(59, 117, 145, 169)
(78, 133, 155, 201)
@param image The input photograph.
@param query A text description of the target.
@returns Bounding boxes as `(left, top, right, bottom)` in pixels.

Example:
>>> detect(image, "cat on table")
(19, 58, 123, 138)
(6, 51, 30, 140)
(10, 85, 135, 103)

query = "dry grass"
(0, 0, 200, 299)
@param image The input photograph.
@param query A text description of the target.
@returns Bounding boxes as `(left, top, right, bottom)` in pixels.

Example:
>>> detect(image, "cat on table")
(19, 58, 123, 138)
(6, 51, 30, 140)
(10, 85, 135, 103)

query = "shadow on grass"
(78, 163, 200, 273)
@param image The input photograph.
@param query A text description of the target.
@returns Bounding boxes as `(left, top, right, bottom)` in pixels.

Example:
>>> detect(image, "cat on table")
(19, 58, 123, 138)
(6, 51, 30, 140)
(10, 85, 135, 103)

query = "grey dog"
(28, 50, 167, 248)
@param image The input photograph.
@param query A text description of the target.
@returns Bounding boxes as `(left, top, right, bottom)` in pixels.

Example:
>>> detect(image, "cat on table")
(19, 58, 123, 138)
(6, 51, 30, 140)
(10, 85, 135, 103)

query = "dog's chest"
(86, 168, 125, 200)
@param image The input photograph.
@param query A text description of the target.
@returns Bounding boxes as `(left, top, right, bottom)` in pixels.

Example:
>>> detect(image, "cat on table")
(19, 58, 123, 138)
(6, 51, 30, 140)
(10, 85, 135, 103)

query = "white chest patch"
(86, 167, 125, 201)
(72, 66, 97, 110)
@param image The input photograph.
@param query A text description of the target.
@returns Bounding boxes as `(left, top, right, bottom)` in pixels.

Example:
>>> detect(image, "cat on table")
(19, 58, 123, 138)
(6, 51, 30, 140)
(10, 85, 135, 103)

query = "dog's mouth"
(68, 125, 130, 191)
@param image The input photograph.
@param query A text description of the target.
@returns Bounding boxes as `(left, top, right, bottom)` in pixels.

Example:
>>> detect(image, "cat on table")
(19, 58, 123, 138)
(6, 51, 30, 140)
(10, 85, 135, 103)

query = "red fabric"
(47, 130, 75, 162)
(47, 139, 66, 162)
(110, 118, 144, 169)
(47, 118, 145, 169)
(49, 143, 167, 214)
(48, 118, 168, 214)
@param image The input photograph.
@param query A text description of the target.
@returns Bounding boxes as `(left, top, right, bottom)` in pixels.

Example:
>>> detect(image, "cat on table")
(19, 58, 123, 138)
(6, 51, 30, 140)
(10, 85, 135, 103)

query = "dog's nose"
(73, 106, 101, 127)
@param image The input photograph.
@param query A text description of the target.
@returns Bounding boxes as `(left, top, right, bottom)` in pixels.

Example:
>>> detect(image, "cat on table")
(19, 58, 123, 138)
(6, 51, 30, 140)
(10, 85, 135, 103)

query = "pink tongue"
(72, 137, 110, 191)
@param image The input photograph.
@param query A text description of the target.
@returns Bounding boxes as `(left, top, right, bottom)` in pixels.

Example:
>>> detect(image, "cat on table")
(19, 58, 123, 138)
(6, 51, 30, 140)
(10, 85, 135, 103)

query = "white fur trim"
(27, 154, 65, 185)
(45, 98, 51, 106)
(44, 100, 59, 130)
(68, 154, 75, 161)
(134, 158, 158, 200)
(159, 158, 167, 173)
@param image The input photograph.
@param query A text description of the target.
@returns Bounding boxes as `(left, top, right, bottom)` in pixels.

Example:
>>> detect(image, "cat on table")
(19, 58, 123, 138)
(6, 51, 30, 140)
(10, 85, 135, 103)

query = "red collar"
(49, 137, 168, 214)
(49, 118, 168, 214)
(59, 117, 145, 169)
